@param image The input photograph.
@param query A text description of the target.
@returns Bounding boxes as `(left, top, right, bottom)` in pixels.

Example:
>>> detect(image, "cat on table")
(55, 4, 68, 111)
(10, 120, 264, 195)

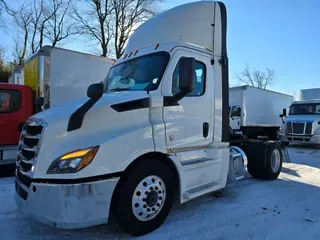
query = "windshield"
(289, 103, 320, 115)
(104, 52, 169, 93)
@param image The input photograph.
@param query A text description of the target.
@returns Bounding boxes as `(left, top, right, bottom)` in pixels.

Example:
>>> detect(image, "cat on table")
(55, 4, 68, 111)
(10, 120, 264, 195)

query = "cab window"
(230, 106, 241, 117)
(0, 89, 21, 113)
(172, 59, 206, 96)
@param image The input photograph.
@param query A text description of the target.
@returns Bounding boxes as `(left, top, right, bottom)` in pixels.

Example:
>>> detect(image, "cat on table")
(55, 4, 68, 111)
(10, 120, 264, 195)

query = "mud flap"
(281, 146, 291, 163)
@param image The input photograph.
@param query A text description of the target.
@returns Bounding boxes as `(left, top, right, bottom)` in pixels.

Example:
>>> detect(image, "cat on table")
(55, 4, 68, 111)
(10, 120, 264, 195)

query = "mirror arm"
(164, 90, 190, 106)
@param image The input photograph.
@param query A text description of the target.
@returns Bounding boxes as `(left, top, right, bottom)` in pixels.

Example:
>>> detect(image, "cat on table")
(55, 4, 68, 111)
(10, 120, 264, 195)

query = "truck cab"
(15, 1, 283, 236)
(0, 84, 33, 164)
(279, 99, 320, 144)
(0, 83, 33, 145)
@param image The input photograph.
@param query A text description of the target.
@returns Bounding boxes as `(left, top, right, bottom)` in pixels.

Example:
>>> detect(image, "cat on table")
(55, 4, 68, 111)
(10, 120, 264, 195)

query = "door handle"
(203, 122, 209, 138)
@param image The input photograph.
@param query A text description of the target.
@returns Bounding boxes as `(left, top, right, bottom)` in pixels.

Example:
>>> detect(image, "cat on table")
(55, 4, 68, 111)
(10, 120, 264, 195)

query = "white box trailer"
(23, 46, 115, 110)
(295, 88, 320, 101)
(229, 85, 293, 139)
(8, 67, 24, 85)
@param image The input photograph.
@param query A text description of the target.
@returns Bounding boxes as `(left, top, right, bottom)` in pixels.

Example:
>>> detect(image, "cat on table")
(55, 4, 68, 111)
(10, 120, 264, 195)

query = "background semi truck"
(279, 88, 320, 145)
(15, 1, 288, 236)
(229, 85, 293, 139)
(0, 46, 114, 167)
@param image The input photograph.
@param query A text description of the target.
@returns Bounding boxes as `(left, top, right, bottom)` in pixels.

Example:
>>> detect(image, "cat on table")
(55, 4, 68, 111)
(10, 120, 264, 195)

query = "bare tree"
(44, 0, 77, 47)
(0, 0, 15, 29)
(73, 0, 114, 57)
(0, 45, 5, 71)
(235, 65, 275, 90)
(113, 0, 160, 58)
(12, 4, 32, 66)
(73, 0, 161, 58)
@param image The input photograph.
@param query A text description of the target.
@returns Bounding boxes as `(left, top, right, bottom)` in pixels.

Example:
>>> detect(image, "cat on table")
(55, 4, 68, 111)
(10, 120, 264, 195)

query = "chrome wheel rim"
(271, 149, 281, 173)
(132, 175, 166, 221)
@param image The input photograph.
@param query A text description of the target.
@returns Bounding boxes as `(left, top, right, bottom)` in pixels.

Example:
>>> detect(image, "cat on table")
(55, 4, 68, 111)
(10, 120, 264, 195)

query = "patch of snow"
(1, 146, 320, 240)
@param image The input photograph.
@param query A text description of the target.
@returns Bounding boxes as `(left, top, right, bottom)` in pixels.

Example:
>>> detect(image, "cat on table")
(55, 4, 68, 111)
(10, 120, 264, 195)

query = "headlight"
(279, 126, 285, 133)
(47, 146, 99, 174)
(314, 129, 320, 135)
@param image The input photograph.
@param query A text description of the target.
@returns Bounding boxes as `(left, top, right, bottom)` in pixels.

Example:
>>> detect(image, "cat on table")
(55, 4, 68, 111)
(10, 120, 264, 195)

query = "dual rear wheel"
(247, 142, 283, 180)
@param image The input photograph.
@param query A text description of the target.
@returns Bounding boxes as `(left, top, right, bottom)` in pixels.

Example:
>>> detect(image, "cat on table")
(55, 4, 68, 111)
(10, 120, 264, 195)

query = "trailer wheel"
(115, 159, 175, 236)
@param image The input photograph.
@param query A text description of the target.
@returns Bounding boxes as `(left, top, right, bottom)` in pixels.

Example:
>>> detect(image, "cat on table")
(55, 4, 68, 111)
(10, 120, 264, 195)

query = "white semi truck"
(229, 86, 293, 139)
(15, 1, 286, 236)
(279, 88, 320, 145)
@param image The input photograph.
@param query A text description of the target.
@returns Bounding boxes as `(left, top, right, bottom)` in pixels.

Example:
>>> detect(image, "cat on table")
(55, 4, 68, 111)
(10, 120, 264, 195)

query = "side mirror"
(87, 83, 104, 99)
(35, 97, 44, 106)
(35, 97, 44, 113)
(282, 108, 287, 117)
(178, 58, 195, 94)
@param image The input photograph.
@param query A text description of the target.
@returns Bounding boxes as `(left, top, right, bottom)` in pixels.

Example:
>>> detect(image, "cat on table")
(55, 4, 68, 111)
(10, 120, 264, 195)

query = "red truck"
(0, 83, 34, 166)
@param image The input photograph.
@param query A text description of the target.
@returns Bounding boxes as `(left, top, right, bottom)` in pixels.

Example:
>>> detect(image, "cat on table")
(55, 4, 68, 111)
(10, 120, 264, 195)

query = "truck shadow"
(281, 166, 301, 177)
(0, 164, 15, 178)
(287, 146, 320, 168)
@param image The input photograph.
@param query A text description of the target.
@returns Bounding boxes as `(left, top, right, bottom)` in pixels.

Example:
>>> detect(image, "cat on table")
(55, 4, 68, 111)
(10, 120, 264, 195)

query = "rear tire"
(115, 159, 175, 236)
(247, 142, 282, 180)
(264, 143, 282, 180)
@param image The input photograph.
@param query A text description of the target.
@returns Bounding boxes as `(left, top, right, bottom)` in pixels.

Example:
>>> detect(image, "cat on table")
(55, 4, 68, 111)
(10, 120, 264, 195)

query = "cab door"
(162, 49, 214, 150)
(230, 105, 241, 130)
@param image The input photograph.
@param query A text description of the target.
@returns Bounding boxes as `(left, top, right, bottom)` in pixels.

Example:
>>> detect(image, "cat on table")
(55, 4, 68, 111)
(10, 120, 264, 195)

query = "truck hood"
(286, 114, 320, 122)
(33, 91, 149, 125)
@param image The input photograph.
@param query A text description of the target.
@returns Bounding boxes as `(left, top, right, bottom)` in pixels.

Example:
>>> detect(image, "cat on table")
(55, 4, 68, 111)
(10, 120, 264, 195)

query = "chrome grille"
(16, 118, 47, 176)
(305, 122, 313, 135)
(286, 122, 292, 133)
(292, 123, 304, 134)
(286, 121, 313, 135)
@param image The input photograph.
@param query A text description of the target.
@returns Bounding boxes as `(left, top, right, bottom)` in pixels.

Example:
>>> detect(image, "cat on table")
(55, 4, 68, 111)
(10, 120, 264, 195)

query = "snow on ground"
(1, 145, 320, 240)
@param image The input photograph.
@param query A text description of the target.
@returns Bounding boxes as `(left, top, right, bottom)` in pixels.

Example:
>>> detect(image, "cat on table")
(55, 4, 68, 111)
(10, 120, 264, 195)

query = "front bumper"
(15, 173, 119, 229)
(278, 132, 320, 144)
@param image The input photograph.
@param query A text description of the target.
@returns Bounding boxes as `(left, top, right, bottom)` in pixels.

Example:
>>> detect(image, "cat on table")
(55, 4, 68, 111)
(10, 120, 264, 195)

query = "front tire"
(115, 159, 175, 236)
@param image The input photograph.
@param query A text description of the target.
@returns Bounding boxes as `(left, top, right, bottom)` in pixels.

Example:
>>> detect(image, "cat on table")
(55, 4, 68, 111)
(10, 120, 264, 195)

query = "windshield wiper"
(108, 87, 131, 92)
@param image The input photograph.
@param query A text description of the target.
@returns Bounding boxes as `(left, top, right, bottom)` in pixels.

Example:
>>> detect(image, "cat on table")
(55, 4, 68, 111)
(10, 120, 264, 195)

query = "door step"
(183, 181, 217, 200)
